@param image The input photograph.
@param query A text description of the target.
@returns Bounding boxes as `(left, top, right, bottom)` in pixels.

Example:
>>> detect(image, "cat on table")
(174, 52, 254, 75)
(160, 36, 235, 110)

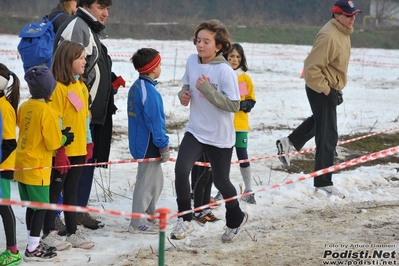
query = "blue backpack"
(17, 13, 63, 73)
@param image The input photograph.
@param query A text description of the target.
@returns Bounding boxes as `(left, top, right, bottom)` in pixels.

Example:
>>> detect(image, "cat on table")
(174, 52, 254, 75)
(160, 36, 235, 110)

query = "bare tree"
(370, 0, 399, 27)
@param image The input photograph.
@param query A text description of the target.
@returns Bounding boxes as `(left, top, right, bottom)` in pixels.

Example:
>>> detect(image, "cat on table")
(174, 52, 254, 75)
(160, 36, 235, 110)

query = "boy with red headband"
(127, 48, 169, 234)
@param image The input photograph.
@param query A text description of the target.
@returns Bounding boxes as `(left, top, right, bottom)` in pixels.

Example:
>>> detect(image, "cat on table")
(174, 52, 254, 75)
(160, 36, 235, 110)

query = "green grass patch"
(1, 15, 398, 49)
(275, 132, 399, 174)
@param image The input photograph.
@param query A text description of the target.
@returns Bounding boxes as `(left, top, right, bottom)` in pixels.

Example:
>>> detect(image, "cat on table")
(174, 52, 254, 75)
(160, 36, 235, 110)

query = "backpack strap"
(51, 12, 65, 23)
(43, 12, 65, 23)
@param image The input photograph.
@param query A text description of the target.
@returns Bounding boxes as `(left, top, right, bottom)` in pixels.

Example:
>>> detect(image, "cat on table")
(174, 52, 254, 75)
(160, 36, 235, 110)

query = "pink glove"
(112, 76, 126, 90)
(54, 146, 71, 174)
(85, 143, 94, 163)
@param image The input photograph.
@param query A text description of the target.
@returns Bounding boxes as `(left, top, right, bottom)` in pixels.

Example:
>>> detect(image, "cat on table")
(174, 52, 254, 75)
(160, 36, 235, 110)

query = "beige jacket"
(304, 18, 354, 93)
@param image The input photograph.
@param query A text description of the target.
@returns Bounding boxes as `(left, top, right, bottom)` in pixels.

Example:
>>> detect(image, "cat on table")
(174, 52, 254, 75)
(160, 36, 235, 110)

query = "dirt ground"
(120, 186, 399, 266)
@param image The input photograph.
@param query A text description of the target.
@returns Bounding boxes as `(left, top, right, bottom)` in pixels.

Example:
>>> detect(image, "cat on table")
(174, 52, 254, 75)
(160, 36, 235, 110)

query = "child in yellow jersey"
(224, 43, 257, 204)
(0, 63, 22, 266)
(42, 40, 94, 250)
(15, 66, 74, 262)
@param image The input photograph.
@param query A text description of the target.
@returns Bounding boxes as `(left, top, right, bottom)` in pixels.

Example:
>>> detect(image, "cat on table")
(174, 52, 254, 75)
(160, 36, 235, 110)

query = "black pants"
(43, 156, 85, 235)
(235, 147, 250, 168)
(175, 132, 244, 228)
(288, 85, 338, 187)
(191, 153, 213, 211)
(0, 171, 17, 247)
(0, 204, 17, 246)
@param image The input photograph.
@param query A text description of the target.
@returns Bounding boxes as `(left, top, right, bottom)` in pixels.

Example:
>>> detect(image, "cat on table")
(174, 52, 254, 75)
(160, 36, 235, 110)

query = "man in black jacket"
(53, 0, 116, 229)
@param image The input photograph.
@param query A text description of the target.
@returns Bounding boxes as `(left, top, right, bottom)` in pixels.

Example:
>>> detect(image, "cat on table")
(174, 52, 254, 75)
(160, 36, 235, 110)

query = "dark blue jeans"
(77, 163, 95, 207)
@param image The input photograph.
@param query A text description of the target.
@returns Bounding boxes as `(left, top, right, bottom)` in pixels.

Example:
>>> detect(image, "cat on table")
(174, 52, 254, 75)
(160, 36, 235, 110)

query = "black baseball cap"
(332, 0, 362, 16)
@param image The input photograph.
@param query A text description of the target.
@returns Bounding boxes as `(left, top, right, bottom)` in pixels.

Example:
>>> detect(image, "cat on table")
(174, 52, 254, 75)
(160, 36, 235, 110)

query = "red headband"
(136, 54, 161, 74)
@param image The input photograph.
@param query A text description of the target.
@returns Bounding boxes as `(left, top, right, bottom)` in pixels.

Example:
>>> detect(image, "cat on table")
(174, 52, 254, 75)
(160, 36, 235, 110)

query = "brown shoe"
(55, 216, 67, 236)
(77, 212, 104, 230)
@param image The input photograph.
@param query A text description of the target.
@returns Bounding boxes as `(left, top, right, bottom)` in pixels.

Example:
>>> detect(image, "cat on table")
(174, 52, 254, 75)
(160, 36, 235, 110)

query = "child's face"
(195, 29, 222, 64)
(68, 0, 78, 14)
(72, 50, 86, 75)
(227, 49, 241, 70)
(153, 64, 161, 79)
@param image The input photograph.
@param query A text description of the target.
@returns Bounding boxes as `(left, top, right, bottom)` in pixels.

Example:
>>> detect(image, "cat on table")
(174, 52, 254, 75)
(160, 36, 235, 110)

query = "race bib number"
(239, 82, 248, 96)
(67, 91, 84, 112)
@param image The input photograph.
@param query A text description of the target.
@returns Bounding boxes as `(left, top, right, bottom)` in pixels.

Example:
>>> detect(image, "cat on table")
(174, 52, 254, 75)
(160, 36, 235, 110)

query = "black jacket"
(54, 7, 116, 163)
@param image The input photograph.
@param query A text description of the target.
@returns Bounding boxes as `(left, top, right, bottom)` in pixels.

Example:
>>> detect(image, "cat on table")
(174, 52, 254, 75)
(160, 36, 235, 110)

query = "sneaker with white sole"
(241, 190, 256, 205)
(23, 243, 57, 262)
(170, 217, 194, 240)
(276, 137, 293, 167)
(315, 185, 345, 199)
(41, 230, 72, 251)
(128, 224, 158, 234)
(213, 191, 223, 201)
(66, 230, 94, 249)
(193, 212, 209, 225)
(222, 212, 248, 243)
(209, 196, 221, 208)
(205, 211, 219, 222)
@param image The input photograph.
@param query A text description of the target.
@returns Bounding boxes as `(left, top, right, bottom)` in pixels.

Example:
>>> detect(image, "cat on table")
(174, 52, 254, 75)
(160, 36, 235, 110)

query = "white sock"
(27, 236, 40, 252)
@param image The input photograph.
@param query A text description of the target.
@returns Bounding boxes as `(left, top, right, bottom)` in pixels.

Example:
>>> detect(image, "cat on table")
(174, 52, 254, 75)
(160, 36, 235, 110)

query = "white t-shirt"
(182, 54, 240, 148)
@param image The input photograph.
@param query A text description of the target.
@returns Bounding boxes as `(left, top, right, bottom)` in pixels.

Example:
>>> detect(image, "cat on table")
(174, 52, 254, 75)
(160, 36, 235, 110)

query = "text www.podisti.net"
(322, 249, 398, 265)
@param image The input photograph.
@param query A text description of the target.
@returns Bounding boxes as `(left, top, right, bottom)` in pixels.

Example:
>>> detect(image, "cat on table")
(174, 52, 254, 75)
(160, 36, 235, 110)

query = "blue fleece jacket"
(127, 75, 169, 159)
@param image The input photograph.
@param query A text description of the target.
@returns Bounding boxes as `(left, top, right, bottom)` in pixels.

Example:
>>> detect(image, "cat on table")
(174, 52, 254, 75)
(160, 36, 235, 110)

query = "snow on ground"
(1, 34, 399, 265)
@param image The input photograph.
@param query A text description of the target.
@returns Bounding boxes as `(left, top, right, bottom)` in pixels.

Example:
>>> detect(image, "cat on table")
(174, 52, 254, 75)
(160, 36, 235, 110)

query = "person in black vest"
(52, 0, 124, 230)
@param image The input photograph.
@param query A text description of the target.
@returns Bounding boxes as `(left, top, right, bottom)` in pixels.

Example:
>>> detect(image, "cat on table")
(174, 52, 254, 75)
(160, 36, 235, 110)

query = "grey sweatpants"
(130, 161, 164, 227)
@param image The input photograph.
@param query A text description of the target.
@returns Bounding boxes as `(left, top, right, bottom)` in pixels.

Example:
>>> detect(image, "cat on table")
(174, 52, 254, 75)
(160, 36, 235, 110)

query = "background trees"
(0, 0, 374, 26)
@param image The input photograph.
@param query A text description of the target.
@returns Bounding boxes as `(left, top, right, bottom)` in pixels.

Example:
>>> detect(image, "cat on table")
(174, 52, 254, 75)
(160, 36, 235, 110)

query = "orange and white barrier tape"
(172, 145, 399, 218)
(0, 157, 161, 172)
(1, 145, 398, 221)
(0, 198, 157, 221)
(1, 126, 397, 171)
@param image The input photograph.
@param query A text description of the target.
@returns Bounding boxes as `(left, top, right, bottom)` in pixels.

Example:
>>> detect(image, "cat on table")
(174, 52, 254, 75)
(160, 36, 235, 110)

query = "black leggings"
(26, 208, 46, 237)
(0, 171, 17, 246)
(43, 156, 84, 235)
(235, 147, 250, 168)
(0, 204, 17, 246)
(191, 153, 213, 211)
(175, 132, 244, 228)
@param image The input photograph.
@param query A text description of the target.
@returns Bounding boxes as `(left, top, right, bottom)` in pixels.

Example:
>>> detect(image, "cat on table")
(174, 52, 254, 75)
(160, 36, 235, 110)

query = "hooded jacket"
(179, 53, 240, 148)
(54, 7, 115, 126)
(54, 7, 116, 163)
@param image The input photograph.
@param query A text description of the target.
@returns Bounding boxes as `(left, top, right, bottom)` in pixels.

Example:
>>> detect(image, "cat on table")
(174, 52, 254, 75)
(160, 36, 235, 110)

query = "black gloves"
(337, 90, 343, 105)
(239, 100, 256, 113)
(61, 127, 75, 146)
(328, 89, 344, 106)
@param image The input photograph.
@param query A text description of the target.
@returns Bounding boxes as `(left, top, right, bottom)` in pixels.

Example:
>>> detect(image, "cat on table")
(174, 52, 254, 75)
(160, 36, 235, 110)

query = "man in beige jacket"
(276, 0, 362, 198)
